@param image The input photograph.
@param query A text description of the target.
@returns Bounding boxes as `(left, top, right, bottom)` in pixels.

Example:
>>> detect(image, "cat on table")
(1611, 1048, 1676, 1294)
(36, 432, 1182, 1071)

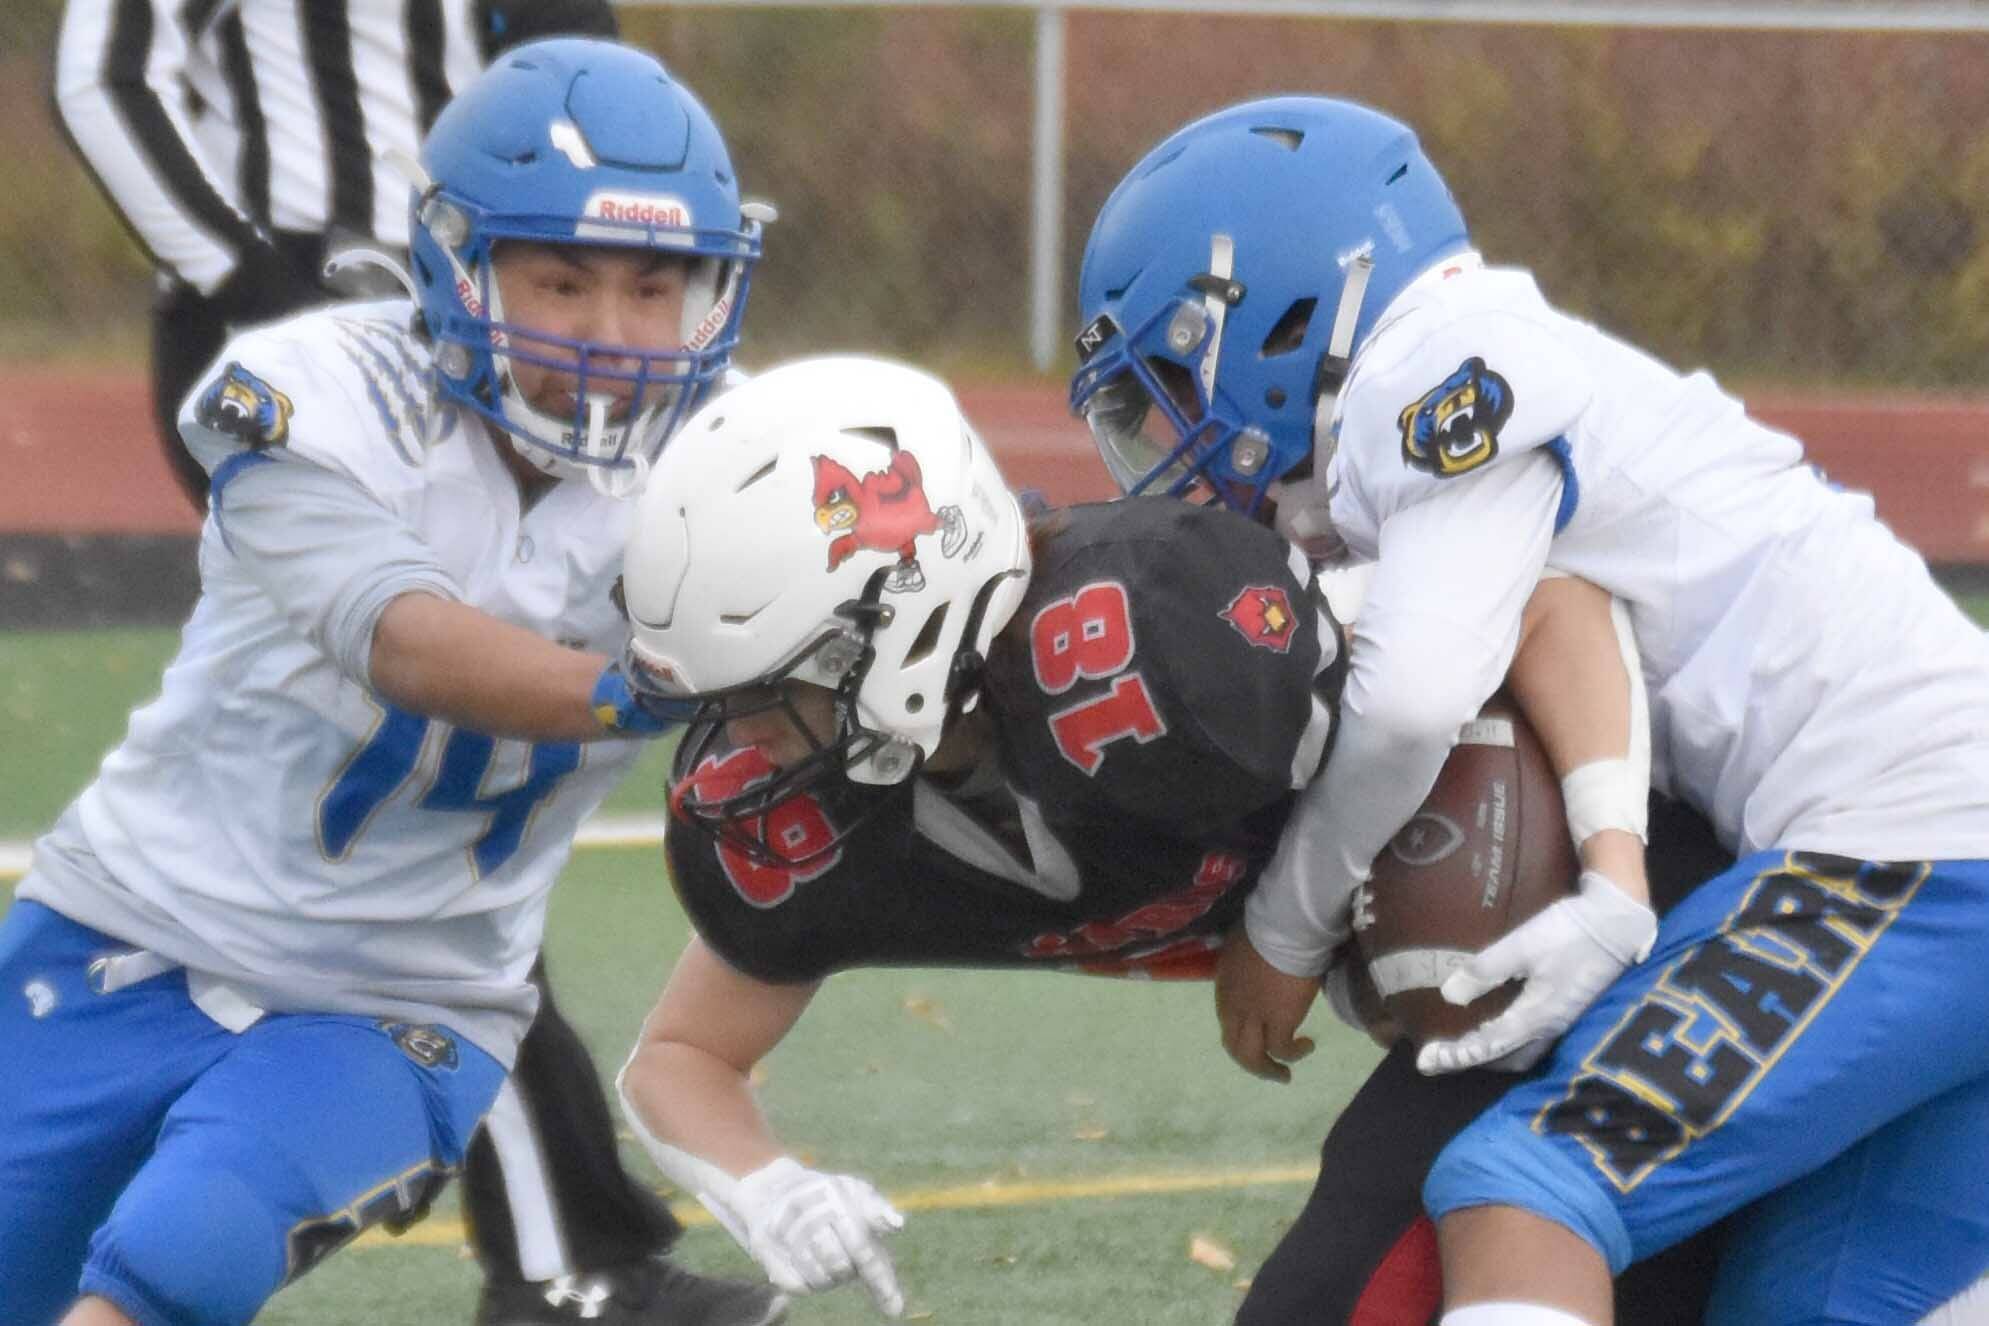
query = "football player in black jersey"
(602, 356, 1719, 1320)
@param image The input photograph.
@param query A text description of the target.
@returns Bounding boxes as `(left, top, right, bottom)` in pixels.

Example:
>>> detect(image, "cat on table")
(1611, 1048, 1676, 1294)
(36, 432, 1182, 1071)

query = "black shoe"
(476, 1254, 788, 1326)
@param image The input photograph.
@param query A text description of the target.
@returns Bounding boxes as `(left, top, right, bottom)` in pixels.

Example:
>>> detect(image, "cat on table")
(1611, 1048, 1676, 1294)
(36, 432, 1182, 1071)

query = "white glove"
(733, 1156, 907, 1317)
(1416, 869, 1657, 1076)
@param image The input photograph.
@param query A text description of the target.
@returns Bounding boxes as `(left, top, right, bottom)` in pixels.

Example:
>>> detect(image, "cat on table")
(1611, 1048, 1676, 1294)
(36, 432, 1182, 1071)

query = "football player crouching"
(609, 356, 1658, 1318)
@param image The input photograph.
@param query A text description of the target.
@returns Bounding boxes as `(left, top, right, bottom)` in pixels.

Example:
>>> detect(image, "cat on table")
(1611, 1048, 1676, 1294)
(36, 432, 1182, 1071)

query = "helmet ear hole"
(1260, 298, 1317, 358)
(902, 602, 949, 668)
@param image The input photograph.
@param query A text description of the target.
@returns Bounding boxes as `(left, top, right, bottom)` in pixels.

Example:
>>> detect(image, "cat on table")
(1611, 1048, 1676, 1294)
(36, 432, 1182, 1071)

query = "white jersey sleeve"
(1326, 270, 1595, 555)
(214, 458, 461, 686)
(1245, 267, 1583, 975)
(176, 302, 460, 683)
(178, 300, 436, 485)
(1244, 454, 1563, 975)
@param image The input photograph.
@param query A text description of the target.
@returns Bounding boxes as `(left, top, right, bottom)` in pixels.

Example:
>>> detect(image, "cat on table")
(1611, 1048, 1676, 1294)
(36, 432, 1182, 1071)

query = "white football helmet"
(622, 356, 1031, 842)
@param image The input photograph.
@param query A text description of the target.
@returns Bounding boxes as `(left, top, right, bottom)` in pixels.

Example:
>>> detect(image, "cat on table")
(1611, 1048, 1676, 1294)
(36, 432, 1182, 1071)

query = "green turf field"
(7, 598, 1989, 1322)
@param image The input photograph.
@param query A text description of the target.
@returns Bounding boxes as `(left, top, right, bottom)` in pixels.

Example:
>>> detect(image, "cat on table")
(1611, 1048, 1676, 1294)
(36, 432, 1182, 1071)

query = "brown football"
(1352, 695, 1579, 1047)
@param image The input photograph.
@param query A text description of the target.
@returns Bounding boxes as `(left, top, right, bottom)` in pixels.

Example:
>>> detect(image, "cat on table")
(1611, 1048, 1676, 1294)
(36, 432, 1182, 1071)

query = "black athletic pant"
(148, 231, 338, 510)
(149, 230, 406, 509)
(462, 961, 682, 1282)
(149, 279, 232, 510)
(1236, 796, 1734, 1324)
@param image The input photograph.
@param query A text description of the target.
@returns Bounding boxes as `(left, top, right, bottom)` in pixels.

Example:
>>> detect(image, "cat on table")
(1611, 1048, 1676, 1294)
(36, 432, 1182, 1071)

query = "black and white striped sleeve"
(54, 0, 265, 295)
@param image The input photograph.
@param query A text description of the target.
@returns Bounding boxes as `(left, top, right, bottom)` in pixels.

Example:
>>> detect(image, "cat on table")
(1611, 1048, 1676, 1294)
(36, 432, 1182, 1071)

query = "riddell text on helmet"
(582, 192, 692, 228)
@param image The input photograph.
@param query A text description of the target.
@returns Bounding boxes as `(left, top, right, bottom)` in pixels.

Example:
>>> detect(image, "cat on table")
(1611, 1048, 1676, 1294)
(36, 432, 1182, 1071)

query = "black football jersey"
(666, 498, 1346, 985)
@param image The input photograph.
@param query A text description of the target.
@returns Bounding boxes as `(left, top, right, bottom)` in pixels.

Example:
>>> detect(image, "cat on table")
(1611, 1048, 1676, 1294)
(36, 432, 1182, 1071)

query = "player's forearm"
(1508, 576, 1632, 775)
(621, 937, 821, 1178)
(620, 1039, 787, 1180)
(1506, 577, 1652, 902)
(1247, 647, 1484, 975)
(369, 592, 610, 743)
(1248, 454, 1564, 974)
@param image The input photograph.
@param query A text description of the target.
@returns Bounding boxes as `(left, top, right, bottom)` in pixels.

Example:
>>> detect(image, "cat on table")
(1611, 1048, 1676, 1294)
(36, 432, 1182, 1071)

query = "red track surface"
(6, 370, 1987, 563)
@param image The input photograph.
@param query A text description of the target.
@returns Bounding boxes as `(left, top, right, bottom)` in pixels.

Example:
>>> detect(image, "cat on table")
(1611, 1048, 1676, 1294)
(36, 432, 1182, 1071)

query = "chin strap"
(583, 394, 651, 498)
(321, 246, 419, 301)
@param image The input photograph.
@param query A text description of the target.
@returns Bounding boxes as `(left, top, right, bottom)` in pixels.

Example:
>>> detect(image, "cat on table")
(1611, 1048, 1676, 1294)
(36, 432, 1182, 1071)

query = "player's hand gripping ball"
(1352, 697, 1578, 1048)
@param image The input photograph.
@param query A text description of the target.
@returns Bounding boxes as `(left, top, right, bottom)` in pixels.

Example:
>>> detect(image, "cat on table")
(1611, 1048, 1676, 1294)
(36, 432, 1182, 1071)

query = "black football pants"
(462, 960, 682, 1282)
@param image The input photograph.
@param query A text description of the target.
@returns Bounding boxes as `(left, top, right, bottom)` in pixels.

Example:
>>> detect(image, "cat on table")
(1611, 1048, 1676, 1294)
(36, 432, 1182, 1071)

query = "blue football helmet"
(409, 38, 764, 494)
(1070, 96, 1468, 526)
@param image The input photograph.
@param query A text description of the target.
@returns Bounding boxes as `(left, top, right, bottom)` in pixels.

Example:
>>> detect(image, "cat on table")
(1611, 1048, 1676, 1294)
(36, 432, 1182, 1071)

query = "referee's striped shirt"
(55, 0, 490, 295)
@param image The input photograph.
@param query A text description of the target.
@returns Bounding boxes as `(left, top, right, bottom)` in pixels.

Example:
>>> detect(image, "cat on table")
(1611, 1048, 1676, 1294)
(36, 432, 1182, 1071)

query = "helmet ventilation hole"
(1260, 298, 1317, 357)
(736, 457, 777, 492)
(843, 426, 899, 449)
(1250, 127, 1305, 152)
(903, 602, 949, 667)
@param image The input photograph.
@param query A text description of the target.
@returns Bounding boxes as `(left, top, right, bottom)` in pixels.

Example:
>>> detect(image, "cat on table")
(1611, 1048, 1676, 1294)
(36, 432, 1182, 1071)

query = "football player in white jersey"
(0, 39, 786, 1326)
(1072, 97, 1989, 1325)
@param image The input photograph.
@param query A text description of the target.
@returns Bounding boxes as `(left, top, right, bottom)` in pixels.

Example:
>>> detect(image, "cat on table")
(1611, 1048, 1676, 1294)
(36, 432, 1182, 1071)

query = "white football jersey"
(20, 301, 644, 1062)
(1249, 260, 1989, 974)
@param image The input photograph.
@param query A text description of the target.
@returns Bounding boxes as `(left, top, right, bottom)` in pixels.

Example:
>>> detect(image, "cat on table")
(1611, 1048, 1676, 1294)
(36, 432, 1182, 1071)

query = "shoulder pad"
(1330, 269, 1592, 532)
(179, 301, 440, 496)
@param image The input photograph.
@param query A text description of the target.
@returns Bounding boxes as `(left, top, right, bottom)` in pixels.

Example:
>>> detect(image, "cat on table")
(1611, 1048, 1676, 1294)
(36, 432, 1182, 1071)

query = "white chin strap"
(321, 246, 418, 301)
(585, 395, 651, 498)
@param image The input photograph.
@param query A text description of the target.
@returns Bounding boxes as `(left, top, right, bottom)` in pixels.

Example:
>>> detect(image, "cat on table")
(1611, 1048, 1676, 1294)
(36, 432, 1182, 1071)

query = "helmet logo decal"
(1073, 312, 1121, 363)
(576, 190, 693, 239)
(196, 361, 294, 450)
(548, 120, 596, 169)
(1220, 585, 1298, 653)
(454, 275, 482, 317)
(686, 283, 735, 353)
(1398, 356, 1513, 479)
(1374, 201, 1413, 253)
(811, 452, 967, 594)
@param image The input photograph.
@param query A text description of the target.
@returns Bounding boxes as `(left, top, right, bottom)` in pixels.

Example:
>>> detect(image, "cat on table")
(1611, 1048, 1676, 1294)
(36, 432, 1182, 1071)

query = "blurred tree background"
(5, 1, 1985, 385)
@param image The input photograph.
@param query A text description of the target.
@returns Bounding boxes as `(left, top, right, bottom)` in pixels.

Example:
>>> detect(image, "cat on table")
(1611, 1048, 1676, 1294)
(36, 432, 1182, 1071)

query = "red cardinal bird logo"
(1220, 585, 1299, 653)
(811, 451, 967, 593)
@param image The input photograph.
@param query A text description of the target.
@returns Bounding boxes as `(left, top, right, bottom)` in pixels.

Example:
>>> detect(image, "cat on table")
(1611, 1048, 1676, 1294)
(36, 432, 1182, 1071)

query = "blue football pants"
(0, 899, 505, 1326)
(1426, 850, 1989, 1324)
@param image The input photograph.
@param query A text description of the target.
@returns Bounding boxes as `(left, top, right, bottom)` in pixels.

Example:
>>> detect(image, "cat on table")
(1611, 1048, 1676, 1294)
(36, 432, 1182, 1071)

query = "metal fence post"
(1029, 0, 1067, 372)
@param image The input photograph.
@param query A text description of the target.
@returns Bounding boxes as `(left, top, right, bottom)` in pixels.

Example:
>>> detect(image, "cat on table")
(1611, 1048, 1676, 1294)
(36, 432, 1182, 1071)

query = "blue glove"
(591, 662, 697, 737)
